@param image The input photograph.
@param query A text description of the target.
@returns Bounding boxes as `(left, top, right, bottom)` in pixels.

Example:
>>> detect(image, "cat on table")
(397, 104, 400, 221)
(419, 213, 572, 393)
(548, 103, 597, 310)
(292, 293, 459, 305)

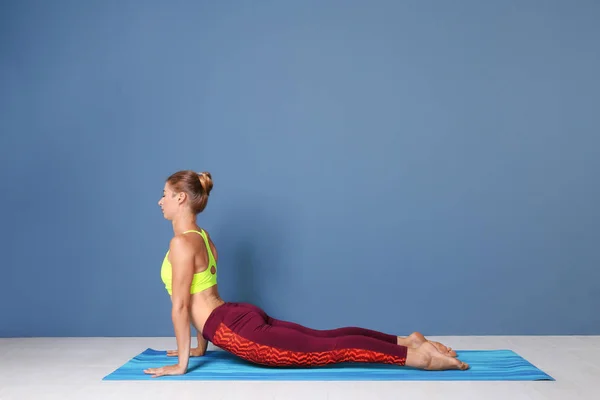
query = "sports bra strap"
(183, 229, 215, 262)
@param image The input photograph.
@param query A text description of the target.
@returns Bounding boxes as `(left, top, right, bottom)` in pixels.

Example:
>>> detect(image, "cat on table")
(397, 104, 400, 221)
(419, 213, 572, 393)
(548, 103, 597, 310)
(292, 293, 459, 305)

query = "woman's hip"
(201, 302, 267, 341)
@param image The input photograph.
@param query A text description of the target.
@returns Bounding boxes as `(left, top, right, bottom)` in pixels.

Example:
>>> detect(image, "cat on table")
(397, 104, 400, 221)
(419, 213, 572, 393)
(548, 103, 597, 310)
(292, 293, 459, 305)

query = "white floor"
(0, 336, 598, 400)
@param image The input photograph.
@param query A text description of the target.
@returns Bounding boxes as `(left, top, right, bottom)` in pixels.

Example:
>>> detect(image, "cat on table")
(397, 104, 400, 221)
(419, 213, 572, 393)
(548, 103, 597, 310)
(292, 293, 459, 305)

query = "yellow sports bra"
(160, 229, 217, 295)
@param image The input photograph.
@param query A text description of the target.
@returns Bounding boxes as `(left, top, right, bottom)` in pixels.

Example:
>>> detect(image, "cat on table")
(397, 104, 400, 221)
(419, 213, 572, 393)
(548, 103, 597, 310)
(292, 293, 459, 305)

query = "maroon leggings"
(202, 302, 408, 367)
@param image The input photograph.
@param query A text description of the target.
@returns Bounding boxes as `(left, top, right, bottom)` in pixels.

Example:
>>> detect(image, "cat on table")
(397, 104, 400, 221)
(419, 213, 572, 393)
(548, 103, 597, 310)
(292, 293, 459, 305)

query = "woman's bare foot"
(398, 332, 457, 357)
(405, 342, 469, 371)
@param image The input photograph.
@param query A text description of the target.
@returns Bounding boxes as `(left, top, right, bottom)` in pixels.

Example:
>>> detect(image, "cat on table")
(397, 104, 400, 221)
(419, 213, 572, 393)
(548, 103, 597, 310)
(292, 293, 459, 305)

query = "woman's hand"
(167, 347, 205, 357)
(144, 364, 187, 378)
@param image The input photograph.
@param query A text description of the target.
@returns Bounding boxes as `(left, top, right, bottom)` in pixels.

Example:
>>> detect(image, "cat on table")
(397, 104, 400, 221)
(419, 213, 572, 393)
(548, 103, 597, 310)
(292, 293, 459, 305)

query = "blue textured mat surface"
(103, 349, 554, 381)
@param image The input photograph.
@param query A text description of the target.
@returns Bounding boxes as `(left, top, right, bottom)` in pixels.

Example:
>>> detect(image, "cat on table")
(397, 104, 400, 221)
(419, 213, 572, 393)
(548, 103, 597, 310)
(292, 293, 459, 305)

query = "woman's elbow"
(171, 299, 190, 313)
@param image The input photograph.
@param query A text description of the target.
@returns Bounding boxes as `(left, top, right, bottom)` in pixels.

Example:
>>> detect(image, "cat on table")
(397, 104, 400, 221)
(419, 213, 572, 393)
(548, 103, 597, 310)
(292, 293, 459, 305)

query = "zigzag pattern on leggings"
(212, 322, 407, 367)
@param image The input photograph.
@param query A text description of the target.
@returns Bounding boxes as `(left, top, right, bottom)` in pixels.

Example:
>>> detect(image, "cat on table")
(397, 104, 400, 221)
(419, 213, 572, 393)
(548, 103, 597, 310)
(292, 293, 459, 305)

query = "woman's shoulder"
(169, 233, 197, 256)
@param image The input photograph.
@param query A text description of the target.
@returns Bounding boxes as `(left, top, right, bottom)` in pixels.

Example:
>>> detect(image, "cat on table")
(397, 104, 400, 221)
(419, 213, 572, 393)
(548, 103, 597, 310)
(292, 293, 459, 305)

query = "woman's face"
(158, 183, 180, 220)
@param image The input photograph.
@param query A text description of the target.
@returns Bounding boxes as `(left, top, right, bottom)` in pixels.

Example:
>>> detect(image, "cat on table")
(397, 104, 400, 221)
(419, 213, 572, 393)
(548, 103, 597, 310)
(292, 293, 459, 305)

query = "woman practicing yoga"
(144, 170, 469, 378)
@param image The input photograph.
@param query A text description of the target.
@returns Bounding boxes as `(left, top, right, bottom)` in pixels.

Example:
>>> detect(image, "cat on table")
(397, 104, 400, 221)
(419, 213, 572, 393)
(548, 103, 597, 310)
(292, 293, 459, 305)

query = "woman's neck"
(172, 213, 198, 236)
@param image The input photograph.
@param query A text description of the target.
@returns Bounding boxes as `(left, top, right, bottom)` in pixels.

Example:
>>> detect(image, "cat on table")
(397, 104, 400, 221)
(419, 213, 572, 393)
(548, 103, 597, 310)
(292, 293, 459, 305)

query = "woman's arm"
(144, 236, 194, 378)
(197, 331, 208, 355)
(167, 328, 208, 357)
(169, 236, 195, 369)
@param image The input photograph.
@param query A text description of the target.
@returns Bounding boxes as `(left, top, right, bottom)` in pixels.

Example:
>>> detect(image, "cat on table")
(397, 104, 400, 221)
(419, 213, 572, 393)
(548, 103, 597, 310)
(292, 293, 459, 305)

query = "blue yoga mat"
(103, 349, 554, 381)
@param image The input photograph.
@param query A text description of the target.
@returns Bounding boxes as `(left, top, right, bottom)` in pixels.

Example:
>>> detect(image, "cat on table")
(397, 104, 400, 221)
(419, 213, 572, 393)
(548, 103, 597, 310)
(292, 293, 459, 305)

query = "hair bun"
(197, 171, 213, 195)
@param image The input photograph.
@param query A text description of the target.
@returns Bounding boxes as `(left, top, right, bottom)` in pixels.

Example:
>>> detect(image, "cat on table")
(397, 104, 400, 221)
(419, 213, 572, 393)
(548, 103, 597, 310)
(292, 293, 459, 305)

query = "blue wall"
(1, 0, 599, 337)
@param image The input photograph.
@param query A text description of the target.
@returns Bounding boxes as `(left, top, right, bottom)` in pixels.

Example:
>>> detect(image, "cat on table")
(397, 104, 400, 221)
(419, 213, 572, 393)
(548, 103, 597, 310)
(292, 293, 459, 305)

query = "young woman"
(144, 170, 469, 378)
